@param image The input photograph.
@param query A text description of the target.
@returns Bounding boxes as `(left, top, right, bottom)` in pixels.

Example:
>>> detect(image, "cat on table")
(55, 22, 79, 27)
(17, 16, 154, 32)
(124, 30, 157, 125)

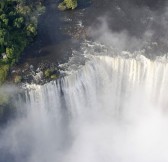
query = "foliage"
(0, 65, 9, 85)
(58, 0, 78, 10)
(50, 74, 57, 79)
(44, 69, 52, 78)
(14, 75, 22, 83)
(64, 0, 78, 9)
(0, 0, 45, 84)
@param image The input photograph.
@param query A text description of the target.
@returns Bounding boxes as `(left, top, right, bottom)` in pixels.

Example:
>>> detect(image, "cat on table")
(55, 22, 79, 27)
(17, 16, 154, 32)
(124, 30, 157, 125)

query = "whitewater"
(1, 41, 168, 162)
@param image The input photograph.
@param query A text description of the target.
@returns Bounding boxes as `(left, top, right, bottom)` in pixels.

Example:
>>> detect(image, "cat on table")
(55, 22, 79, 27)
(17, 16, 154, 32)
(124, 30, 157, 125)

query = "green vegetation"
(44, 68, 58, 80)
(0, 0, 45, 85)
(50, 74, 57, 79)
(0, 65, 9, 85)
(14, 75, 22, 84)
(44, 69, 52, 78)
(58, 0, 78, 10)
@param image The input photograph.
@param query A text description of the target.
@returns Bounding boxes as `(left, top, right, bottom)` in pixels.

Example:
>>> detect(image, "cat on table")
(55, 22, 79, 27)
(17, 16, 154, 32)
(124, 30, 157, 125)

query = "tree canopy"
(58, 0, 78, 10)
(0, 0, 45, 84)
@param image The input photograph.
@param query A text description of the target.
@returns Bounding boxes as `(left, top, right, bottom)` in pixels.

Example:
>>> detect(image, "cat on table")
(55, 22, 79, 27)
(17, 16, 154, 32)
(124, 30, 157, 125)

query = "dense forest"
(0, 0, 78, 85)
(0, 0, 45, 84)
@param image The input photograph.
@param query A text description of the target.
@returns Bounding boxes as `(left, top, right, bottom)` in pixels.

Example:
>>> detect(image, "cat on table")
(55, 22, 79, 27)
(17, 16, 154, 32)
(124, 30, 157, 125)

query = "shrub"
(64, 0, 78, 9)
(58, 0, 78, 10)
(0, 65, 9, 85)
(14, 75, 22, 84)
(44, 69, 52, 78)
(50, 74, 57, 79)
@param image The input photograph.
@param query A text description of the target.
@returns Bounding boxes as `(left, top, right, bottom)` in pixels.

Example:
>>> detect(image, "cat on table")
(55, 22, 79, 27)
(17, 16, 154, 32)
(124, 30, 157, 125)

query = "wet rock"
(31, 71, 36, 76)
(11, 70, 16, 74)
(30, 65, 34, 70)
(33, 71, 43, 83)
(36, 67, 40, 72)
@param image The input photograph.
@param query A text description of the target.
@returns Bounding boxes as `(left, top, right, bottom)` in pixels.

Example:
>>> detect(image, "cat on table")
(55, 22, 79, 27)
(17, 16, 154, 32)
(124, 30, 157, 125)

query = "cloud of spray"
(88, 1, 168, 55)
(0, 85, 21, 112)
(88, 16, 153, 52)
(1, 86, 168, 162)
(1, 55, 168, 162)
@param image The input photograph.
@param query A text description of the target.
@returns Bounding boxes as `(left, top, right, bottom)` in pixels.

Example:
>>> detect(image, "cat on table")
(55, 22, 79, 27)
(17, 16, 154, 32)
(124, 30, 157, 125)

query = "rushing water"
(1, 41, 168, 162)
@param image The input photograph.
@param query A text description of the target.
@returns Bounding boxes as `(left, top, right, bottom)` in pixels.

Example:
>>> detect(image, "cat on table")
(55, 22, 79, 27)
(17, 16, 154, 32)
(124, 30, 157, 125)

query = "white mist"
(1, 53, 168, 162)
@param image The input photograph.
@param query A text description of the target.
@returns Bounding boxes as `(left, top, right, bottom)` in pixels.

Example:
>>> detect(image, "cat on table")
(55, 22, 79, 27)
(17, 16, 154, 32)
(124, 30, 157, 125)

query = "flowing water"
(1, 41, 168, 162)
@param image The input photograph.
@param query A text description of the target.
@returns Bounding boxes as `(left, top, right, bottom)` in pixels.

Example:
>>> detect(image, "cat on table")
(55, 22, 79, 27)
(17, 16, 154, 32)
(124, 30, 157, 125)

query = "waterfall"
(1, 51, 168, 162)
(26, 54, 168, 114)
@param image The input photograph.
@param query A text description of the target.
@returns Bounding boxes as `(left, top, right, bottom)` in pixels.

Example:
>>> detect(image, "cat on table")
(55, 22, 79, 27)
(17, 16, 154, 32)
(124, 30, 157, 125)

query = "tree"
(13, 17, 24, 28)
(6, 47, 14, 59)
(64, 0, 77, 9)
(58, 0, 78, 10)
(0, 0, 45, 84)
